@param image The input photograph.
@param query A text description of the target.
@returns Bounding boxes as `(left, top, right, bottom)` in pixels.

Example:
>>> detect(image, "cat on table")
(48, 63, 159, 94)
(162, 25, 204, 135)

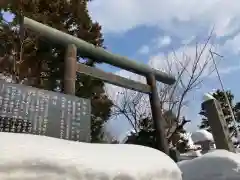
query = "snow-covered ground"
(178, 130, 240, 179)
(1, 131, 240, 180)
(178, 150, 240, 180)
(0, 132, 182, 180)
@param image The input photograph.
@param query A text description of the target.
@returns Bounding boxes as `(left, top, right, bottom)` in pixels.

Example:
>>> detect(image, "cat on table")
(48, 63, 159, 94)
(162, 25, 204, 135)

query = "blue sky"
(3, 1, 240, 140)
(101, 26, 240, 139)
(88, 0, 240, 139)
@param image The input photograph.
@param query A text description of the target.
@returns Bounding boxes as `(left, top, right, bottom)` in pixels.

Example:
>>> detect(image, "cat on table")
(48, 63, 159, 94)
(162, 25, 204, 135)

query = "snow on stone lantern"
(191, 129, 214, 154)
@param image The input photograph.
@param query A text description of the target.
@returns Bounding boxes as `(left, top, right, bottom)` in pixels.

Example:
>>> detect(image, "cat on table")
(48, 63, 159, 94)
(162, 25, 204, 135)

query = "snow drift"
(178, 150, 240, 180)
(0, 132, 182, 180)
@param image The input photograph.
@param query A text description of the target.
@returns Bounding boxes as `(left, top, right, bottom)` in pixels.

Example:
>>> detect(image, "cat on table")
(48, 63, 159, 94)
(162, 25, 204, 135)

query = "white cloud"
(222, 34, 240, 55)
(106, 42, 227, 104)
(88, 0, 240, 76)
(182, 36, 196, 45)
(88, 0, 240, 39)
(138, 45, 150, 55)
(149, 43, 217, 78)
(90, 0, 240, 136)
(157, 36, 171, 47)
(106, 42, 218, 113)
(105, 41, 238, 137)
(137, 36, 172, 55)
(218, 64, 240, 75)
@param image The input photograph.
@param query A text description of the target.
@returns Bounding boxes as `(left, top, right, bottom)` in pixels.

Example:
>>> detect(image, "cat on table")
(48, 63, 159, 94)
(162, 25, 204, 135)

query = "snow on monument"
(0, 132, 182, 180)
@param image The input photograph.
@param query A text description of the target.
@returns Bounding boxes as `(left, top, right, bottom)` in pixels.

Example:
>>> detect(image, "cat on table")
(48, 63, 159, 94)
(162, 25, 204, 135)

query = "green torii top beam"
(23, 17, 175, 85)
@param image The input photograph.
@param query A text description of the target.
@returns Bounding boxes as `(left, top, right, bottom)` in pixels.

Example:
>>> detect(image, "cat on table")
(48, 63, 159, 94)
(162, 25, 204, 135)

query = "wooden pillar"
(147, 73, 169, 155)
(202, 99, 235, 152)
(64, 44, 77, 95)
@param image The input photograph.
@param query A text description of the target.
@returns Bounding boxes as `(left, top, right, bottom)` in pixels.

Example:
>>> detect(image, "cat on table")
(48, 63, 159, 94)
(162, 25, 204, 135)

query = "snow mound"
(178, 150, 240, 180)
(0, 132, 182, 180)
(191, 130, 214, 143)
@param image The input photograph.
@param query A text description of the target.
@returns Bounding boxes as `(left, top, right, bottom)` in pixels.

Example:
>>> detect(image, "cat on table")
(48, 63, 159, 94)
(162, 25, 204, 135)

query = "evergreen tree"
(199, 89, 240, 137)
(0, 0, 112, 142)
(125, 111, 190, 153)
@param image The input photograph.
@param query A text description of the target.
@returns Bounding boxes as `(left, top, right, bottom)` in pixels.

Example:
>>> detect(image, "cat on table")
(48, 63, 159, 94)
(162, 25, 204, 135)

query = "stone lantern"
(191, 129, 214, 154)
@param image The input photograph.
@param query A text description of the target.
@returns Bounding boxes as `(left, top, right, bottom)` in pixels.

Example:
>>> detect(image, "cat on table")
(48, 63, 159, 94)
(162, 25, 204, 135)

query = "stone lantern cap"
(191, 129, 214, 144)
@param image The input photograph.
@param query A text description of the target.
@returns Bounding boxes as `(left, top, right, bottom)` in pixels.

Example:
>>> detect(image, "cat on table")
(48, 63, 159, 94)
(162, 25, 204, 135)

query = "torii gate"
(23, 17, 176, 155)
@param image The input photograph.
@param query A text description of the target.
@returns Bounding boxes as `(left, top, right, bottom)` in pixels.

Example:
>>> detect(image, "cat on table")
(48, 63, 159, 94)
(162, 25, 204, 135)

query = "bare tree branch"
(109, 32, 217, 144)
